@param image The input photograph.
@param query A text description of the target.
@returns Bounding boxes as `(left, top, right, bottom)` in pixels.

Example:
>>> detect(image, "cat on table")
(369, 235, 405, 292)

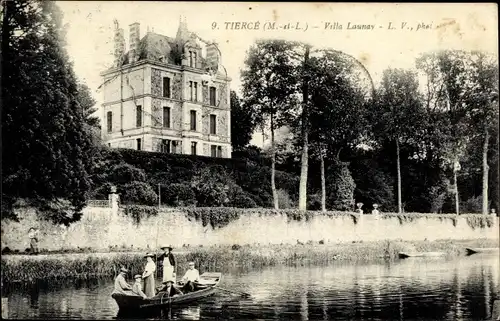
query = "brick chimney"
(113, 20, 125, 67)
(129, 22, 140, 63)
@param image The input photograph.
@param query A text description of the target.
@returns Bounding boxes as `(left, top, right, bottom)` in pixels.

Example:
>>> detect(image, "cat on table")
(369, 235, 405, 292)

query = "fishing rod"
(154, 183, 161, 280)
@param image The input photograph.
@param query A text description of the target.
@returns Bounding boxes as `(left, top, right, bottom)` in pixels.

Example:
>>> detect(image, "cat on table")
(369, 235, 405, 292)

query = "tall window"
(189, 51, 196, 67)
(217, 146, 222, 158)
(163, 107, 170, 128)
(211, 145, 217, 157)
(137, 138, 142, 151)
(107, 111, 112, 132)
(190, 110, 197, 131)
(209, 114, 217, 135)
(136, 105, 142, 127)
(162, 77, 171, 98)
(191, 141, 197, 155)
(172, 141, 178, 153)
(209, 86, 216, 106)
(161, 139, 170, 153)
(193, 82, 198, 101)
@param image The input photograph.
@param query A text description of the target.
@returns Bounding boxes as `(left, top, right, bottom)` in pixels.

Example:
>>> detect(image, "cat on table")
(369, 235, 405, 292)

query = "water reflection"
(3, 255, 499, 320)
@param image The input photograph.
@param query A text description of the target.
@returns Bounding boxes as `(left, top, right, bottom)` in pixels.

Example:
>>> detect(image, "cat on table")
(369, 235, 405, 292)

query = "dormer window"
(188, 50, 197, 68)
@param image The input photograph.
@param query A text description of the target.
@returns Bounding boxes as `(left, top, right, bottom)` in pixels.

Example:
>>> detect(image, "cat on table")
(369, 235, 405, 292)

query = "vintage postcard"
(1, 1, 499, 320)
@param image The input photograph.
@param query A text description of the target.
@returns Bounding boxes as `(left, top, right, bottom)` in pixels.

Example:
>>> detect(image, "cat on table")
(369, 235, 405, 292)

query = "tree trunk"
(270, 115, 278, 209)
(298, 46, 310, 211)
(321, 151, 326, 212)
(1, 1, 11, 86)
(482, 124, 489, 215)
(396, 138, 402, 213)
(454, 162, 460, 216)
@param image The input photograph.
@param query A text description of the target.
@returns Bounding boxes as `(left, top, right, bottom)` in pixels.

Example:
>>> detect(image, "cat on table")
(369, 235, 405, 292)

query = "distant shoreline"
(2, 238, 498, 285)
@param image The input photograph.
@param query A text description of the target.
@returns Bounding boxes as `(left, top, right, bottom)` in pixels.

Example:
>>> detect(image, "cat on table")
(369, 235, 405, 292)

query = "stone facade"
(100, 20, 232, 158)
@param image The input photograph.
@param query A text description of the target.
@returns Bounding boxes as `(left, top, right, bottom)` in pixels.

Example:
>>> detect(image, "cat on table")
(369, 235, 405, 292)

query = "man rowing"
(181, 261, 200, 293)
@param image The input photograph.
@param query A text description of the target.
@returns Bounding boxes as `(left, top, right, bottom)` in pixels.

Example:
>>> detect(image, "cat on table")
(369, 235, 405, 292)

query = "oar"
(216, 286, 251, 298)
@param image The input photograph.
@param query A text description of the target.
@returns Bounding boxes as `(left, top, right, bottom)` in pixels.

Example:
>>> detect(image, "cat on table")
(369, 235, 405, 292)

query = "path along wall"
(1, 206, 499, 251)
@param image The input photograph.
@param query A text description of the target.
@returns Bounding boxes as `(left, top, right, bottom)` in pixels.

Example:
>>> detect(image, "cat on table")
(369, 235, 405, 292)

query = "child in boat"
(157, 279, 183, 297)
(132, 274, 147, 299)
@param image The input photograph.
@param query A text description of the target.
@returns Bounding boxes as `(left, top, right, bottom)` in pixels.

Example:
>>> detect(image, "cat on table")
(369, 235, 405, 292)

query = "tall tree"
(465, 52, 498, 214)
(230, 90, 256, 150)
(77, 82, 99, 129)
(2, 0, 95, 224)
(304, 50, 369, 211)
(241, 40, 300, 209)
(371, 69, 423, 213)
(417, 50, 494, 215)
(298, 45, 311, 211)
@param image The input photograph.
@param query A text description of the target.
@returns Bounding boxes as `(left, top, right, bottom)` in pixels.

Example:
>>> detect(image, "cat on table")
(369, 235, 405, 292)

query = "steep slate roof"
(120, 21, 206, 68)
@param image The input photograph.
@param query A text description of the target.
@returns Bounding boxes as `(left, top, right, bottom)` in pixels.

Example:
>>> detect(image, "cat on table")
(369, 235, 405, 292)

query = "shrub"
(119, 181, 158, 206)
(461, 196, 486, 214)
(327, 162, 356, 211)
(184, 207, 241, 229)
(1, 247, 12, 254)
(109, 163, 147, 184)
(307, 193, 322, 211)
(275, 171, 300, 201)
(124, 205, 159, 224)
(229, 189, 257, 208)
(161, 183, 196, 206)
(191, 165, 234, 206)
(89, 182, 115, 200)
(277, 189, 294, 209)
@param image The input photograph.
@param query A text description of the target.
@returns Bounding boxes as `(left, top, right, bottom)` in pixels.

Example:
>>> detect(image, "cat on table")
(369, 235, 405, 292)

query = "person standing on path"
(158, 245, 176, 283)
(28, 227, 39, 255)
(142, 253, 157, 298)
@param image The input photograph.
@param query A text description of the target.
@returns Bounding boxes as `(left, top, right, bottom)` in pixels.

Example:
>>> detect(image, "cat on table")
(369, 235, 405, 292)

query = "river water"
(2, 254, 499, 320)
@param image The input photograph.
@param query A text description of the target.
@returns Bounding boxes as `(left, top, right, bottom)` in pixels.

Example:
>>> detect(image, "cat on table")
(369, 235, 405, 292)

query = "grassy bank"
(1, 238, 498, 284)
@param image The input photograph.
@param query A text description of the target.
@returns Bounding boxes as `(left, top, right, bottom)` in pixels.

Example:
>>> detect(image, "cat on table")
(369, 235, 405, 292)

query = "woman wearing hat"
(142, 253, 157, 298)
(132, 274, 147, 299)
(112, 267, 133, 295)
(158, 245, 176, 283)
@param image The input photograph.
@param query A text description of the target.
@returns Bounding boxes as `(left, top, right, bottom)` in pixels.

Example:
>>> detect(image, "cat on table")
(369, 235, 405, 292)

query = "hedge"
(122, 206, 496, 230)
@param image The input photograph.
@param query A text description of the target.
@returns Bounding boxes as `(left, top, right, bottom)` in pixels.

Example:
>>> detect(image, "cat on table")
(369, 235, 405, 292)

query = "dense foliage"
(239, 41, 498, 214)
(88, 148, 303, 209)
(2, 1, 96, 224)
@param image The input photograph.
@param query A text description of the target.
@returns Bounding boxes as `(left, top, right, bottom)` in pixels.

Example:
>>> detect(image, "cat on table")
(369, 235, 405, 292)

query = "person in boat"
(132, 274, 147, 299)
(112, 267, 134, 295)
(142, 253, 157, 298)
(158, 245, 176, 283)
(181, 261, 200, 293)
(157, 278, 183, 298)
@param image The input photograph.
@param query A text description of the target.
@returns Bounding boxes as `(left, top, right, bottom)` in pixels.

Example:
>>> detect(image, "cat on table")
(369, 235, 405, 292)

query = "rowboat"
(465, 247, 500, 256)
(112, 272, 221, 314)
(398, 252, 446, 258)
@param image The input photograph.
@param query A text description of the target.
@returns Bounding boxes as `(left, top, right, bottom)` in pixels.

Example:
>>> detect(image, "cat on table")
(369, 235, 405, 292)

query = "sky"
(58, 2, 498, 146)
